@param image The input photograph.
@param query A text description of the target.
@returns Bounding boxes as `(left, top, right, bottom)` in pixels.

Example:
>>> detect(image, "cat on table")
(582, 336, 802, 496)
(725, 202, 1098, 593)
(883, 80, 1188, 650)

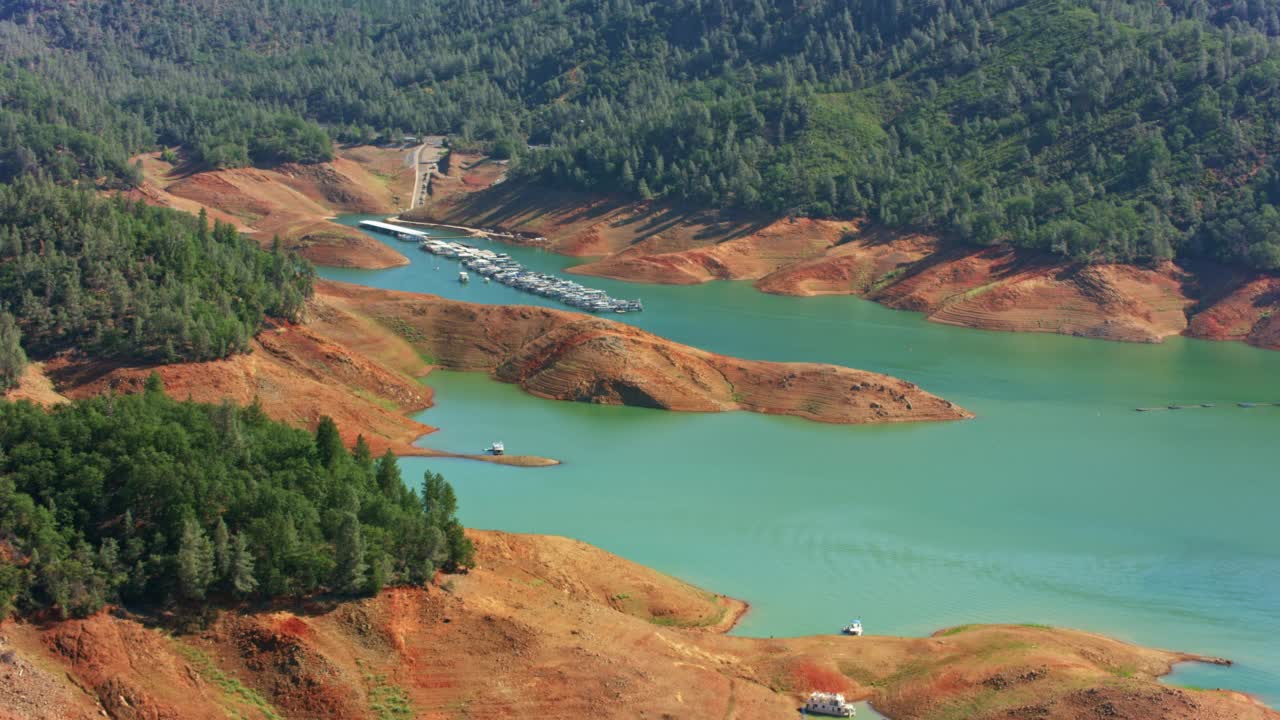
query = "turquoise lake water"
(324, 217, 1280, 706)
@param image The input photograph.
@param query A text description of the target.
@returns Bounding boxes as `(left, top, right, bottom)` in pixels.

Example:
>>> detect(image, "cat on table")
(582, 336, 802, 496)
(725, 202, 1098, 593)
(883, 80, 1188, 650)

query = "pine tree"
(315, 416, 345, 468)
(229, 533, 258, 596)
(213, 518, 230, 579)
(0, 310, 26, 390)
(333, 512, 367, 594)
(353, 435, 373, 469)
(444, 521, 475, 571)
(143, 371, 165, 395)
(375, 450, 400, 493)
(176, 518, 214, 601)
(422, 472, 457, 523)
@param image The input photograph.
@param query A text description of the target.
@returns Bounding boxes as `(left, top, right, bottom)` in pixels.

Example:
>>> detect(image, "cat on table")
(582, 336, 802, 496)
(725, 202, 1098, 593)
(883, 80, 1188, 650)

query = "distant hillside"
(3, 0, 1280, 269)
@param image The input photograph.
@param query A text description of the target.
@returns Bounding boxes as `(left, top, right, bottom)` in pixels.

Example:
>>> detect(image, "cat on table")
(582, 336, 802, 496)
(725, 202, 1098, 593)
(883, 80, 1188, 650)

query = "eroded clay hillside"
(130, 146, 415, 269)
(1, 529, 1272, 720)
(9, 280, 969, 466)
(405, 171, 1280, 350)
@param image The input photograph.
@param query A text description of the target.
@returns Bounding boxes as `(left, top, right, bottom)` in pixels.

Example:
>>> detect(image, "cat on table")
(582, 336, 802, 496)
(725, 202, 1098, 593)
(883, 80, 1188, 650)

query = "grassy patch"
(869, 266, 909, 293)
(356, 659, 415, 720)
(838, 661, 880, 685)
(173, 642, 283, 720)
(378, 315, 428, 343)
(649, 599, 728, 629)
(934, 687, 1003, 720)
(1109, 663, 1138, 679)
(873, 659, 933, 688)
(353, 388, 401, 411)
(939, 624, 977, 636)
(799, 92, 891, 171)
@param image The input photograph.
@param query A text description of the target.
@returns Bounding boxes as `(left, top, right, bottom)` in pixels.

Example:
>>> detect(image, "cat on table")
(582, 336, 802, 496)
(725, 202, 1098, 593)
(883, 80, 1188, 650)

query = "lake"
(323, 216, 1280, 706)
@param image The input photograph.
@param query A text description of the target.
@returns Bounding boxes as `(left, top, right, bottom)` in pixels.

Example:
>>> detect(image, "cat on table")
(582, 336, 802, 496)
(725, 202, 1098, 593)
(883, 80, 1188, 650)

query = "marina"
(419, 236, 644, 314)
(359, 219, 643, 313)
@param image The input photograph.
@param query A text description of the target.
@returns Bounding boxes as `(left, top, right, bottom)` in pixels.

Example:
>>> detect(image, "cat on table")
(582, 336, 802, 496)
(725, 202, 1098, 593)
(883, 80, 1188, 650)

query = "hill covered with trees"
(0, 181, 314, 389)
(2, 0, 1280, 269)
(0, 382, 473, 619)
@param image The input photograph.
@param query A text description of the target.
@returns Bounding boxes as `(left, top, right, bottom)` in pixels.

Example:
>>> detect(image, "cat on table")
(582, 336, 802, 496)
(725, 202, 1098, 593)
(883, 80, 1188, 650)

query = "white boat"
(803, 691, 856, 717)
(458, 271, 470, 284)
(486, 441, 505, 456)
(842, 618, 863, 636)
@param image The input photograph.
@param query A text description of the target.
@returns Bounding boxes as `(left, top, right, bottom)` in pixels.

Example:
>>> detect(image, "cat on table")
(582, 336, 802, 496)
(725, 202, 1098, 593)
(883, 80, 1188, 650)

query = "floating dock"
(359, 220, 644, 313)
(359, 219, 429, 241)
(418, 236, 643, 314)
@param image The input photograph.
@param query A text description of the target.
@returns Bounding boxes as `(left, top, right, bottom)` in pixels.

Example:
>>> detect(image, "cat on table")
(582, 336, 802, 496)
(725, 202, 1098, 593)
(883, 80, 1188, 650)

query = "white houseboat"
(803, 691, 856, 717)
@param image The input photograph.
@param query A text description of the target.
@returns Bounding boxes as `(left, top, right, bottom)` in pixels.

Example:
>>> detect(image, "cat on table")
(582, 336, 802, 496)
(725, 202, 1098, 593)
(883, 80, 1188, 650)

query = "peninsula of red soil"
(405, 171, 1280, 350)
(129, 145, 416, 269)
(10, 280, 968, 463)
(1, 529, 1271, 720)
(318, 281, 969, 424)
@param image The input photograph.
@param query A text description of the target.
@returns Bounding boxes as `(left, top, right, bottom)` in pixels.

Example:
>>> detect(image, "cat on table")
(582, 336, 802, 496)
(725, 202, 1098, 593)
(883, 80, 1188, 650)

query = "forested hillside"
(0, 383, 473, 619)
(0, 181, 313, 389)
(2, 0, 1280, 269)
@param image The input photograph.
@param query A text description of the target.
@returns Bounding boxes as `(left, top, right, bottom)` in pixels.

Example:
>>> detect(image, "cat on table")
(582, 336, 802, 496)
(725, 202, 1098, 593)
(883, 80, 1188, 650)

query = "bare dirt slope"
(13, 280, 967, 466)
(2, 363, 67, 407)
(406, 173, 1280, 350)
(42, 315, 438, 459)
(319, 281, 971, 424)
(130, 146, 415, 269)
(1, 530, 1271, 720)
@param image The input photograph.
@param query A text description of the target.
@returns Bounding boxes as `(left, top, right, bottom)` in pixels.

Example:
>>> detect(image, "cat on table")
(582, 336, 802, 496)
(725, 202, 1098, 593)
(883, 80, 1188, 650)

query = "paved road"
(409, 142, 426, 209)
(409, 136, 448, 210)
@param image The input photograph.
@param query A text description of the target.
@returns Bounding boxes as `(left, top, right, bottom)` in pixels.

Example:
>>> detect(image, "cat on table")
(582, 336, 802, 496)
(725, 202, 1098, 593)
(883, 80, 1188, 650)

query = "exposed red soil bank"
(405, 174, 1280, 350)
(10, 280, 968, 463)
(1, 530, 1272, 720)
(318, 281, 971, 425)
(129, 146, 415, 269)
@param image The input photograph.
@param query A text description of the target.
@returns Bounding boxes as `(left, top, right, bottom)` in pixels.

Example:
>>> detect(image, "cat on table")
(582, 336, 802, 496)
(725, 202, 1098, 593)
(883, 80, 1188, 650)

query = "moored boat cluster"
(420, 238, 644, 314)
